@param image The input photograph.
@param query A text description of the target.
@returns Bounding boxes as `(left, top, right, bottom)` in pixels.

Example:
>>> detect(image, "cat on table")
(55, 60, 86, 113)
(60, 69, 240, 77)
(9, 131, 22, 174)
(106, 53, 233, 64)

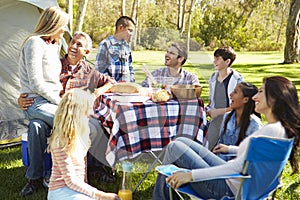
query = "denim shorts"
(48, 187, 96, 200)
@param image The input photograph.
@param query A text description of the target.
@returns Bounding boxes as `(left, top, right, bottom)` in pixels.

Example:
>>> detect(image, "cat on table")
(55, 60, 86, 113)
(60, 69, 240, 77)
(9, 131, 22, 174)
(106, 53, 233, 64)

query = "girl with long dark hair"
(217, 82, 262, 160)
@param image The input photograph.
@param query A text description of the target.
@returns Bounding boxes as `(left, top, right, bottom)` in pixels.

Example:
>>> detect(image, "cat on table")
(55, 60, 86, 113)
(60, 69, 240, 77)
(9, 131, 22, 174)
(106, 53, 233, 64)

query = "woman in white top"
(19, 6, 68, 127)
(152, 76, 300, 200)
(47, 88, 120, 200)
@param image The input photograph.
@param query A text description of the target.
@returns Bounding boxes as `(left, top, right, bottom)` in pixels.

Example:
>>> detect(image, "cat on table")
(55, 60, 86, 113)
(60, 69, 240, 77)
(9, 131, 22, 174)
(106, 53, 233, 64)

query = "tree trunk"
(186, 0, 196, 52)
(74, 0, 89, 33)
(131, 0, 139, 50)
(121, 0, 126, 16)
(276, 2, 287, 44)
(284, 0, 300, 63)
(180, 0, 187, 37)
(177, 0, 183, 30)
(237, 0, 262, 27)
(66, 0, 73, 34)
(131, 0, 137, 19)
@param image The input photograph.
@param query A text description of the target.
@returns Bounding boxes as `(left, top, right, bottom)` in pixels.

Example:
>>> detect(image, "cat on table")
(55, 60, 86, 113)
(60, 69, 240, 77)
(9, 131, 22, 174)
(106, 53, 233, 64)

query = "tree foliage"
(58, 0, 297, 54)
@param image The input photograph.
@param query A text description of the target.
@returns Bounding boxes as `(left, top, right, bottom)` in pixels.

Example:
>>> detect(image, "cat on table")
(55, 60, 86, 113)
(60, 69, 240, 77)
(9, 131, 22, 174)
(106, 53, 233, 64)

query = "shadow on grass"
(0, 163, 48, 200)
(1, 146, 157, 200)
(0, 145, 48, 199)
(88, 169, 155, 200)
(88, 155, 158, 200)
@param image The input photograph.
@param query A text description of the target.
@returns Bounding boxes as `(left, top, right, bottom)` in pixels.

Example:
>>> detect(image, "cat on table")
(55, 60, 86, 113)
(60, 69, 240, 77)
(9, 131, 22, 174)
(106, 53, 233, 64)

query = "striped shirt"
(48, 143, 100, 198)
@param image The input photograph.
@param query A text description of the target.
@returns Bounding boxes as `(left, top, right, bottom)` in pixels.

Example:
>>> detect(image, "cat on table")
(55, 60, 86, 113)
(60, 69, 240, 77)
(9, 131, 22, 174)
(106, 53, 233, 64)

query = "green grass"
(1, 50, 299, 199)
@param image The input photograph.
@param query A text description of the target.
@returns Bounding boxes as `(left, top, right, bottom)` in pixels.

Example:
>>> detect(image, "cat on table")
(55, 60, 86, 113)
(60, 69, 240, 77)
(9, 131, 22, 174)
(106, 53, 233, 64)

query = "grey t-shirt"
(214, 80, 227, 109)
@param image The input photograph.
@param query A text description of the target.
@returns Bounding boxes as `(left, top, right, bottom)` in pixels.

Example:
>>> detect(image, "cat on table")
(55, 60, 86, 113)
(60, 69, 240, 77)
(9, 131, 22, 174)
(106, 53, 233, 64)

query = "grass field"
(0, 50, 299, 199)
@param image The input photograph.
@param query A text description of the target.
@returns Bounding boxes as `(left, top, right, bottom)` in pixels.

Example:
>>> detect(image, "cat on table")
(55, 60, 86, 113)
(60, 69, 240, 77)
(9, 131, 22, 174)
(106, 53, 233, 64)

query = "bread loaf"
(109, 82, 141, 93)
(152, 89, 171, 102)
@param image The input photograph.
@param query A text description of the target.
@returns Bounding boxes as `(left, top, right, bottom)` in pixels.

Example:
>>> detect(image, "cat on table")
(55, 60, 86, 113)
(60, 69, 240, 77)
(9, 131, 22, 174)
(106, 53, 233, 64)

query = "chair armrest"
(156, 164, 190, 177)
(220, 153, 237, 157)
(156, 164, 251, 182)
(193, 173, 251, 182)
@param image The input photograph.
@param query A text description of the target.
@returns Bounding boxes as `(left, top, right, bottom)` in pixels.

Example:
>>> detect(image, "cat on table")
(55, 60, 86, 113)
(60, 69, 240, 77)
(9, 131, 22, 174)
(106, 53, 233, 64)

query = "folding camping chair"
(157, 136, 294, 200)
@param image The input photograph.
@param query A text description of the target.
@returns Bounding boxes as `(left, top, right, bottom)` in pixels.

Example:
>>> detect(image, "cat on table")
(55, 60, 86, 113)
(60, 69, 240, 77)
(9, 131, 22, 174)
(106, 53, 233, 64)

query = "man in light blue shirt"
(141, 43, 199, 87)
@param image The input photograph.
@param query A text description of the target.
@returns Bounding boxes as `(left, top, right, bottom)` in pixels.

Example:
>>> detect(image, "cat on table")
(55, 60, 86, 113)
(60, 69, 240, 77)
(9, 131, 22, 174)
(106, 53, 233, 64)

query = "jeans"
(48, 186, 96, 200)
(24, 96, 56, 180)
(24, 96, 57, 127)
(25, 117, 109, 180)
(152, 137, 234, 200)
(26, 119, 51, 180)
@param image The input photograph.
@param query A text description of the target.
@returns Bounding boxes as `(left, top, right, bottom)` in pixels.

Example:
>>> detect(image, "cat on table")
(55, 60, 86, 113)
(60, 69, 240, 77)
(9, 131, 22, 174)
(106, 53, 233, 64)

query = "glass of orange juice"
(118, 189, 132, 200)
(118, 161, 133, 200)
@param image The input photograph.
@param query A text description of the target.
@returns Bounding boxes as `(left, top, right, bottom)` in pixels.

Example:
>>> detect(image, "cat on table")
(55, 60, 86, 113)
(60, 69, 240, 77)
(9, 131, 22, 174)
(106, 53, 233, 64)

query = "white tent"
(0, 0, 58, 147)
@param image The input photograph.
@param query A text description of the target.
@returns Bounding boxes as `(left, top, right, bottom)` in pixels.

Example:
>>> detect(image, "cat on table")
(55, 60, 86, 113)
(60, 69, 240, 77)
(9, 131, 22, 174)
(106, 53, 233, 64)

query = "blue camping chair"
(156, 136, 294, 200)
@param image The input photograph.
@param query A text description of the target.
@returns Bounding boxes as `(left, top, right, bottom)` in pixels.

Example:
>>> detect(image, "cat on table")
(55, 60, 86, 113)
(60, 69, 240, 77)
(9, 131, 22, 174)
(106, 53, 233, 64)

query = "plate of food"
(108, 82, 141, 94)
(109, 94, 151, 103)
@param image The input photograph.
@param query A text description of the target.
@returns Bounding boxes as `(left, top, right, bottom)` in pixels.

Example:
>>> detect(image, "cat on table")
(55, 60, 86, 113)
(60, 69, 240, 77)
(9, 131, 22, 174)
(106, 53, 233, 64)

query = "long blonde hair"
(48, 88, 95, 153)
(24, 6, 69, 46)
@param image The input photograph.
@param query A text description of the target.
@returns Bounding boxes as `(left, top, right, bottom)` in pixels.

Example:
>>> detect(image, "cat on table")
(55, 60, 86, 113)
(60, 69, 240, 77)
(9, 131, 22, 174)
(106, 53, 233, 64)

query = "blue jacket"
(218, 112, 263, 160)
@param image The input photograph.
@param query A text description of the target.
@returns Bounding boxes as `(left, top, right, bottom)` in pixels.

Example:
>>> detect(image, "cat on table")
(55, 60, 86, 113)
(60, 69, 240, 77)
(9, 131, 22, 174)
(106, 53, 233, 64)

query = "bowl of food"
(171, 85, 202, 99)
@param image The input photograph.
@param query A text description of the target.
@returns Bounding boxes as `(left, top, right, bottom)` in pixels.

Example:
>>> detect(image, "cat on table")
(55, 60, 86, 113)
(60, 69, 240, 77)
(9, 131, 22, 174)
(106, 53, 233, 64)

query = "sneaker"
(42, 170, 51, 188)
(98, 166, 116, 183)
(42, 176, 50, 189)
(20, 179, 42, 197)
(98, 171, 116, 183)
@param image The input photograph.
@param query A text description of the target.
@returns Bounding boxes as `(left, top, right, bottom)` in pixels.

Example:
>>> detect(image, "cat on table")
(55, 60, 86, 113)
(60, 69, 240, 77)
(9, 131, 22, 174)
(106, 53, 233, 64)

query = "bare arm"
(94, 82, 114, 97)
(207, 107, 231, 118)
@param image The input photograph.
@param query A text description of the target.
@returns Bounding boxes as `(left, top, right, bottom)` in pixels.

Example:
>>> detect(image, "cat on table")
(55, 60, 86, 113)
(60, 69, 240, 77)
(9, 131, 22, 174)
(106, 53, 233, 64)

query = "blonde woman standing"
(47, 88, 120, 200)
(19, 6, 69, 196)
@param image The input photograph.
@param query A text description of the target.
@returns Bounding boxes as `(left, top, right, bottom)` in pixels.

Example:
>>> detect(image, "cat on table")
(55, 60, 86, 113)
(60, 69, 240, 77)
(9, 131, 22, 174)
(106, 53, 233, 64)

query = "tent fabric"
(0, 0, 58, 146)
(18, 0, 58, 10)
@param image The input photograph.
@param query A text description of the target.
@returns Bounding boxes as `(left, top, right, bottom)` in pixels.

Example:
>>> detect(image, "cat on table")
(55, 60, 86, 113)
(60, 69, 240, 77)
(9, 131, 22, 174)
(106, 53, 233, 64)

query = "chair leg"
(169, 187, 187, 200)
(169, 187, 173, 200)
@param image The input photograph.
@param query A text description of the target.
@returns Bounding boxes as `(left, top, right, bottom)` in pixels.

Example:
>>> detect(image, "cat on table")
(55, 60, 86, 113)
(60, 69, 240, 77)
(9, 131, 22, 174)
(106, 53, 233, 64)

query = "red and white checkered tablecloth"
(94, 95, 207, 166)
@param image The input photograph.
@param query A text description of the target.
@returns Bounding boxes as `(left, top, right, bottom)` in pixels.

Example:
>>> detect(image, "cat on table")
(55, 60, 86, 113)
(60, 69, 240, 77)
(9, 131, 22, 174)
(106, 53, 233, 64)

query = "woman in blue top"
(217, 82, 263, 160)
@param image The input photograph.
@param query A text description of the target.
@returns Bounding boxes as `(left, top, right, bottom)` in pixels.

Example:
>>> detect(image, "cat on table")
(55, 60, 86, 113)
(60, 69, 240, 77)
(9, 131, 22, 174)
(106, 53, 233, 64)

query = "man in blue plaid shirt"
(95, 16, 136, 82)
